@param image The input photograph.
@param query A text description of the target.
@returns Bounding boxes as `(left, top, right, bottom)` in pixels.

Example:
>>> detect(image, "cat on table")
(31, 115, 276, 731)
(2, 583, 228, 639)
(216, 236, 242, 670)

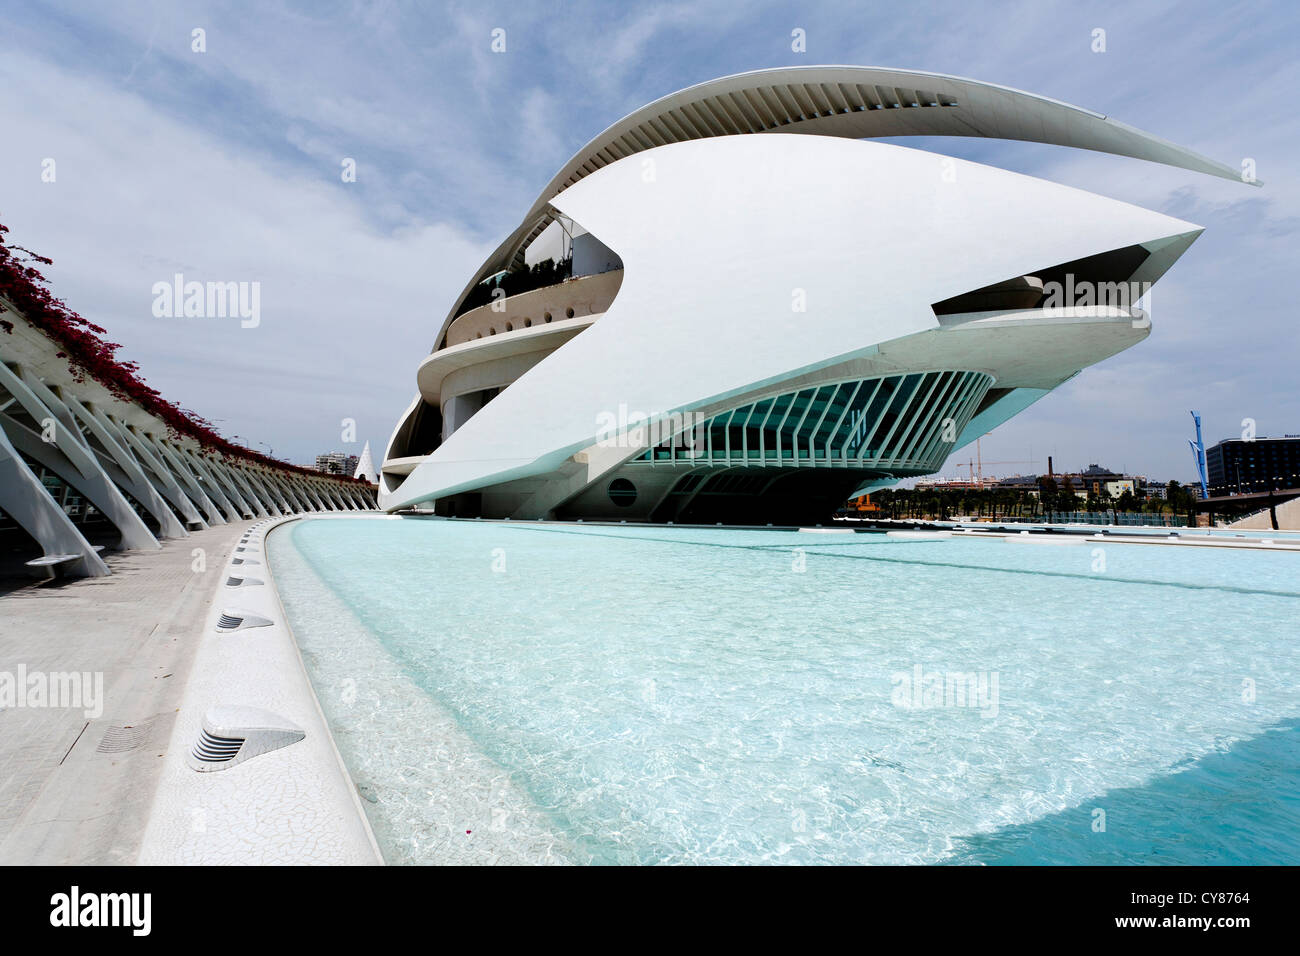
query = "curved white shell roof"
(542, 64, 1247, 209)
(437, 65, 1250, 347)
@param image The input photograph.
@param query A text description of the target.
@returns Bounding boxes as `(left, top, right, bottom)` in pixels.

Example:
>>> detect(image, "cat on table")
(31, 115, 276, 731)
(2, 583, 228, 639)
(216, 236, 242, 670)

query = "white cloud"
(0, 47, 491, 463)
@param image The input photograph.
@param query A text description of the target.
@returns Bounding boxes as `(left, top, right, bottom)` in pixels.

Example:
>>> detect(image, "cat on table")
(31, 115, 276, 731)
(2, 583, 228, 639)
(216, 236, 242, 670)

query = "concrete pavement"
(0, 520, 252, 864)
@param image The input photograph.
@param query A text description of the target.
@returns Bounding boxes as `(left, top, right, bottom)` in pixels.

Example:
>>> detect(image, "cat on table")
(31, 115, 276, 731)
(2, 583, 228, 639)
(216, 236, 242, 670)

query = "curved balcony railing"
(443, 269, 623, 347)
(453, 257, 573, 317)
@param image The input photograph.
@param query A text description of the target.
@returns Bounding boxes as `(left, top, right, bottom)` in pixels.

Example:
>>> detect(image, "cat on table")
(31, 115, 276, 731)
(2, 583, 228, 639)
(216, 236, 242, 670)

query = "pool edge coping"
(263, 515, 388, 865)
(136, 513, 386, 866)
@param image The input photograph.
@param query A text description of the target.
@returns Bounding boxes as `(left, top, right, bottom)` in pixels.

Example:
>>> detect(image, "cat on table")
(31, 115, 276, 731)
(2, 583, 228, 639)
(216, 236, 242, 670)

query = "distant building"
(915, 476, 987, 491)
(1140, 480, 1167, 500)
(1076, 464, 1136, 499)
(991, 466, 1146, 501)
(994, 474, 1041, 495)
(1206, 436, 1300, 496)
(316, 452, 360, 476)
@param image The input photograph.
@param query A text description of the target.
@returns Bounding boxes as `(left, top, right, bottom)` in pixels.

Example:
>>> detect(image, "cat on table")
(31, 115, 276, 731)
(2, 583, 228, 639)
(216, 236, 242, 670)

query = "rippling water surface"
(271, 517, 1300, 865)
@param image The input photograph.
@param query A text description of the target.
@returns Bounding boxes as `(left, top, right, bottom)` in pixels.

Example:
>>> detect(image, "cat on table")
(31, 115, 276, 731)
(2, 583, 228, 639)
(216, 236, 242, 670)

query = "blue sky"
(1, 0, 1295, 479)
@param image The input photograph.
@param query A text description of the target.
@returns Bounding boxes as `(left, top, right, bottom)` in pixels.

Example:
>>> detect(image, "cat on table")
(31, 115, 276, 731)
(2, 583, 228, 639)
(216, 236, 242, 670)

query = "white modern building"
(380, 66, 1253, 524)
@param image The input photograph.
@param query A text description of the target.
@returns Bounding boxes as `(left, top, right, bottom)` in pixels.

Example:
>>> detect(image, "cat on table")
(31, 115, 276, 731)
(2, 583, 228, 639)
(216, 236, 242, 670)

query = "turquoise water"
(272, 517, 1300, 865)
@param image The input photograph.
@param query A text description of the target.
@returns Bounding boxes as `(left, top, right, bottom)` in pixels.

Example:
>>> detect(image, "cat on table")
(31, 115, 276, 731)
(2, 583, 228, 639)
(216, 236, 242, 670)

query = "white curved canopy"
(435, 65, 1251, 348)
(541, 65, 1249, 211)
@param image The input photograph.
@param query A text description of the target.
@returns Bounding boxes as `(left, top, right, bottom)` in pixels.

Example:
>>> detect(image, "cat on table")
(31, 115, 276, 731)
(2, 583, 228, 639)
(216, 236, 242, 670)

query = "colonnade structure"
(380, 66, 1256, 524)
(0, 244, 376, 578)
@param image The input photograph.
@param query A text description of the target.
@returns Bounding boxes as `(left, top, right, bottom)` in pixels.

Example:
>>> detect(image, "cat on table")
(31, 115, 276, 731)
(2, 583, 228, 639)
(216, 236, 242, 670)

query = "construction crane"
(960, 437, 1035, 488)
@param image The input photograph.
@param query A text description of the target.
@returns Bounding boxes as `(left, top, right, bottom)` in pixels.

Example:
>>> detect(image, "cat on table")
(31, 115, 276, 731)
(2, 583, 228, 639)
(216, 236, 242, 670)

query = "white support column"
(288, 477, 317, 512)
(92, 407, 207, 529)
(258, 470, 292, 514)
(262, 472, 293, 512)
(315, 483, 335, 511)
(326, 483, 349, 510)
(58, 392, 189, 539)
(346, 485, 364, 510)
(141, 431, 227, 522)
(192, 451, 253, 517)
(315, 482, 339, 510)
(296, 478, 321, 512)
(170, 443, 241, 522)
(196, 453, 257, 518)
(194, 450, 251, 519)
(226, 464, 274, 517)
(274, 473, 309, 512)
(0, 423, 110, 576)
(315, 481, 339, 511)
(0, 411, 162, 551)
(0, 364, 160, 551)
(250, 468, 291, 513)
(300, 480, 328, 512)
(287, 475, 315, 512)
(315, 481, 338, 511)
(140, 432, 226, 526)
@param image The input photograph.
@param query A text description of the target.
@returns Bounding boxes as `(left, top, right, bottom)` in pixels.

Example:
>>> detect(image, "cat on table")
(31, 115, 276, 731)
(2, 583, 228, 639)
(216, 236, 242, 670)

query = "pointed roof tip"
(353, 440, 378, 483)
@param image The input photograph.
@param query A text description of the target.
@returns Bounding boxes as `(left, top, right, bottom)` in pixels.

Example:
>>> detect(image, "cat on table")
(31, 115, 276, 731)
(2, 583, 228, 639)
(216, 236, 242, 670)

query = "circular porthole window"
(607, 478, 637, 507)
(524, 318, 532, 327)
(566, 307, 575, 318)
(543, 312, 552, 322)
(505, 322, 514, 331)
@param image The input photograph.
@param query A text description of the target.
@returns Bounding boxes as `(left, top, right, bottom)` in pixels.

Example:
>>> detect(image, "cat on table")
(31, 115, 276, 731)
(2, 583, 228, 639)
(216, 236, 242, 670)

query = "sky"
(0, 0, 1295, 479)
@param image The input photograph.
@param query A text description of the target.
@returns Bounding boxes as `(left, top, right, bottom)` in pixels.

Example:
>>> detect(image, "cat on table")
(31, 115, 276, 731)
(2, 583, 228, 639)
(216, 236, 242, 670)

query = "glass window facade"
(634, 370, 993, 473)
